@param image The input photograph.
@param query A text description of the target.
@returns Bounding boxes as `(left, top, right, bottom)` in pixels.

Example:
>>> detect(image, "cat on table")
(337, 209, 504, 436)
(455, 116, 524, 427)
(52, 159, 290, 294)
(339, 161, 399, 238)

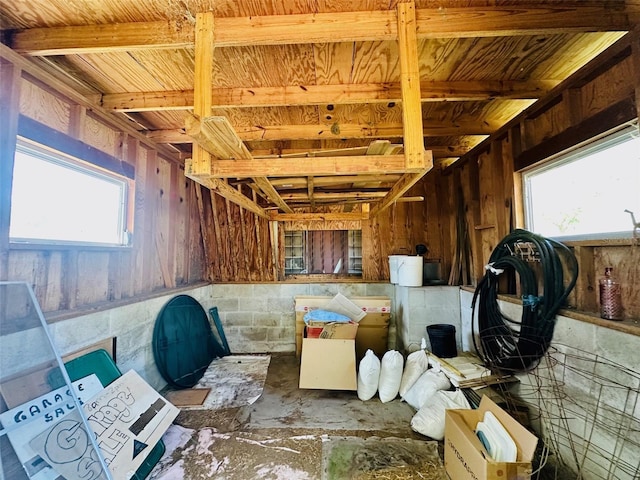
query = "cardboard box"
(298, 338, 357, 390)
(315, 321, 359, 339)
(295, 296, 390, 361)
(444, 396, 538, 480)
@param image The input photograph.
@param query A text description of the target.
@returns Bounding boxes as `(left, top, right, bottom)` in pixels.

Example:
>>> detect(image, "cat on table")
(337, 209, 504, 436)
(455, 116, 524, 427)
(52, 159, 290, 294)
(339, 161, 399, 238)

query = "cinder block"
(238, 326, 268, 342)
(253, 312, 282, 327)
(222, 312, 252, 326)
(267, 296, 294, 314)
(267, 326, 295, 342)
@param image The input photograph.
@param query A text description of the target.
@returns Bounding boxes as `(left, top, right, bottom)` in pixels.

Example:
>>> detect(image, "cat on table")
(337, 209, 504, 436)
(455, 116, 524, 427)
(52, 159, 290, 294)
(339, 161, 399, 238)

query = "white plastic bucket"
(398, 256, 423, 287)
(388, 255, 405, 284)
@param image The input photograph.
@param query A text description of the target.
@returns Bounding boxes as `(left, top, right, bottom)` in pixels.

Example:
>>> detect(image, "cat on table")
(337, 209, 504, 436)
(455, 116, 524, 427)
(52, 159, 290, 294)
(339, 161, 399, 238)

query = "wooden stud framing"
(0, 62, 22, 281)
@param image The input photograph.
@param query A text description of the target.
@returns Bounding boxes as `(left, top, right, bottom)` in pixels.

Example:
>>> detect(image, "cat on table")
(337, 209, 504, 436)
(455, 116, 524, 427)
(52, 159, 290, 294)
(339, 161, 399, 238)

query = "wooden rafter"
(11, 6, 636, 55)
(185, 114, 253, 160)
(370, 154, 434, 216)
(202, 177, 269, 219)
(270, 212, 368, 222)
(252, 146, 473, 159)
(101, 80, 557, 111)
(281, 191, 390, 201)
(270, 175, 402, 188)
(253, 176, 294, 214)
(307, 177, 315, 211)
(146, 121, 495, 144)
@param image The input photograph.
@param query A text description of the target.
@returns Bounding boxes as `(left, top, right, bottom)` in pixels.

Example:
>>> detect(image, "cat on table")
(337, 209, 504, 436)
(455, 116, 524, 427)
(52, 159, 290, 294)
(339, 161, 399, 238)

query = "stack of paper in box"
(427, 352, 496, 388)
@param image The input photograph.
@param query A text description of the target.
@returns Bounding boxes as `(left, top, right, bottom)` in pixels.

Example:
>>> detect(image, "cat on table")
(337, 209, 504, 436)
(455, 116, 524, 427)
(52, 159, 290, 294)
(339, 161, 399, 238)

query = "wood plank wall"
(441, 34, 640, 320)
(0, 71, 205, 317)
(361, 174, 448, 281)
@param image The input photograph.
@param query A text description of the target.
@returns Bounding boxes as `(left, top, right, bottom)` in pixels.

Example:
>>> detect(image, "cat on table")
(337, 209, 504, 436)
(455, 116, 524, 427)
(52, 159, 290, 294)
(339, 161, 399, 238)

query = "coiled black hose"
(472, 229, 579, 372)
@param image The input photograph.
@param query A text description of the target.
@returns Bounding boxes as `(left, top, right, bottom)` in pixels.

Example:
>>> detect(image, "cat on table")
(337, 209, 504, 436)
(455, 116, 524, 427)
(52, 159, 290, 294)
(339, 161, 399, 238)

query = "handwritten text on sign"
(31, 370, 178, 480)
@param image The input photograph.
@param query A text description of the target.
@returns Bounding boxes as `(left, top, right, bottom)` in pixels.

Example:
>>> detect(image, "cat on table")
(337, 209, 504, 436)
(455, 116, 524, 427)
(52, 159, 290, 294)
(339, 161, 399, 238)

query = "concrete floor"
(149, 354, 447, 479)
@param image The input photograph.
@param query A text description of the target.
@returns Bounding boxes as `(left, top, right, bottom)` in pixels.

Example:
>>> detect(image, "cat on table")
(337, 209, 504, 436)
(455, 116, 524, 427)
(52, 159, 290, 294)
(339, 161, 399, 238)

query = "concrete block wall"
(42, 282, 392, 391)
(198, 282, 393, 354)
(395, 285, 461, 353)
(459, 288, 640, 370)
(48, 284, 213, 391)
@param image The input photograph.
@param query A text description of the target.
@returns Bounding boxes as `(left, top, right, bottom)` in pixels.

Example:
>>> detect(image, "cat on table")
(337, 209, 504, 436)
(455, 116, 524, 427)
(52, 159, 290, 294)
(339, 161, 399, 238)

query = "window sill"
(460, 286, 640, 337)
(45, 282, 209, 323)
(9, 242, 132, 252)
(562, 238, 637, 247)
(284, 274, 365, 282)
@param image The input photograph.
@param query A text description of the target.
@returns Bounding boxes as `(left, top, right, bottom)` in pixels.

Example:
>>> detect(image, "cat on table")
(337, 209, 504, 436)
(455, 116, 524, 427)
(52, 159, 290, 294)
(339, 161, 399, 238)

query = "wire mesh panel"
(502, 343, 640, 480)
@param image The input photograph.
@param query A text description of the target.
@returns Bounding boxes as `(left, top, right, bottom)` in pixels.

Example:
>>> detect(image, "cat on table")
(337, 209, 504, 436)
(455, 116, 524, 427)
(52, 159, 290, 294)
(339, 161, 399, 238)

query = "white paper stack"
(475, 410, 517, 462)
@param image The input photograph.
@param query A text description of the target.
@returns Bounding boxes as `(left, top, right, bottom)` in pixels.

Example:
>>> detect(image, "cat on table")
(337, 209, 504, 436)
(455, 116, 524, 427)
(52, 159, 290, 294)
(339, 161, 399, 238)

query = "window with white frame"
(10, 139, 130, 246)
(523, 123, 640, 240)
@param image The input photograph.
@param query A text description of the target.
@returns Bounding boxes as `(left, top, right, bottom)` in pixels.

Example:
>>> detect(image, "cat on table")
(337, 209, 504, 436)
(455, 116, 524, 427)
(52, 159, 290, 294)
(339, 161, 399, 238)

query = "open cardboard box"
(444, 396, 538, 480)
(308, 321, 359, 339)
(294, 295, 390, 361)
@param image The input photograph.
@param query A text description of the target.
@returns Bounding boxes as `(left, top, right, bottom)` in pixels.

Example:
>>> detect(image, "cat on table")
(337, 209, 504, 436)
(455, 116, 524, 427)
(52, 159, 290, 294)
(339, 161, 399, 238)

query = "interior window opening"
(284, 230, 363, 277)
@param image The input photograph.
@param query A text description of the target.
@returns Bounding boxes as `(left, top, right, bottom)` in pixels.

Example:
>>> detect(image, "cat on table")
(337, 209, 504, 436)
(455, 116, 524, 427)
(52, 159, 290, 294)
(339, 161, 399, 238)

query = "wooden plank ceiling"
(1, 0, 636, 220)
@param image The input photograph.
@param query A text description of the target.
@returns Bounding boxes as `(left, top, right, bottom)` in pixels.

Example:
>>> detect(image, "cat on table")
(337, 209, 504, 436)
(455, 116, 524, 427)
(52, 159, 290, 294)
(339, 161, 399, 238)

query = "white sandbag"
(401, 369, 451, 410)
(410, 389, 471, 440)
(399, 349, 429, 397)
(357, 349, 381, 401)
(378, 350, 404, 403)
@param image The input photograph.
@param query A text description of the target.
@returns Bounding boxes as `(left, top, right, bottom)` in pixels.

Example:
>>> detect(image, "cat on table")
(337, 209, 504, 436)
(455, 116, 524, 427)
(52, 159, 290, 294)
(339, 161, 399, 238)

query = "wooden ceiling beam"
(270, 174, 402, 188)
(270, 212, 368, 222)
(192, 177, 269, 219)
(147, 122, 494, 144)
(253, 146, 472, 158)
(12, 7, 635, 55)
(185, 154, 417, 178)
(281, 191, 388, 201)
(253, 177, 294, 213)
(101, 80, 557, 111)
(186, 116, 293, 213)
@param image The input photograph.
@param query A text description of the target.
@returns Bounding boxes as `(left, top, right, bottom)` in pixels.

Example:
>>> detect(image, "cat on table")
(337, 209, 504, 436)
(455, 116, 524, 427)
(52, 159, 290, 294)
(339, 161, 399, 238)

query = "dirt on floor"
(149, 354, 448, 480)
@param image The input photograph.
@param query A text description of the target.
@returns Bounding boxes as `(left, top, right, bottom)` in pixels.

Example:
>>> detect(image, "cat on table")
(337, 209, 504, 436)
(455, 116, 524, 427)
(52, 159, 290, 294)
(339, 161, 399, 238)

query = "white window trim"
(523, 122, 639, 242)
(10, 138, 131, 248)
